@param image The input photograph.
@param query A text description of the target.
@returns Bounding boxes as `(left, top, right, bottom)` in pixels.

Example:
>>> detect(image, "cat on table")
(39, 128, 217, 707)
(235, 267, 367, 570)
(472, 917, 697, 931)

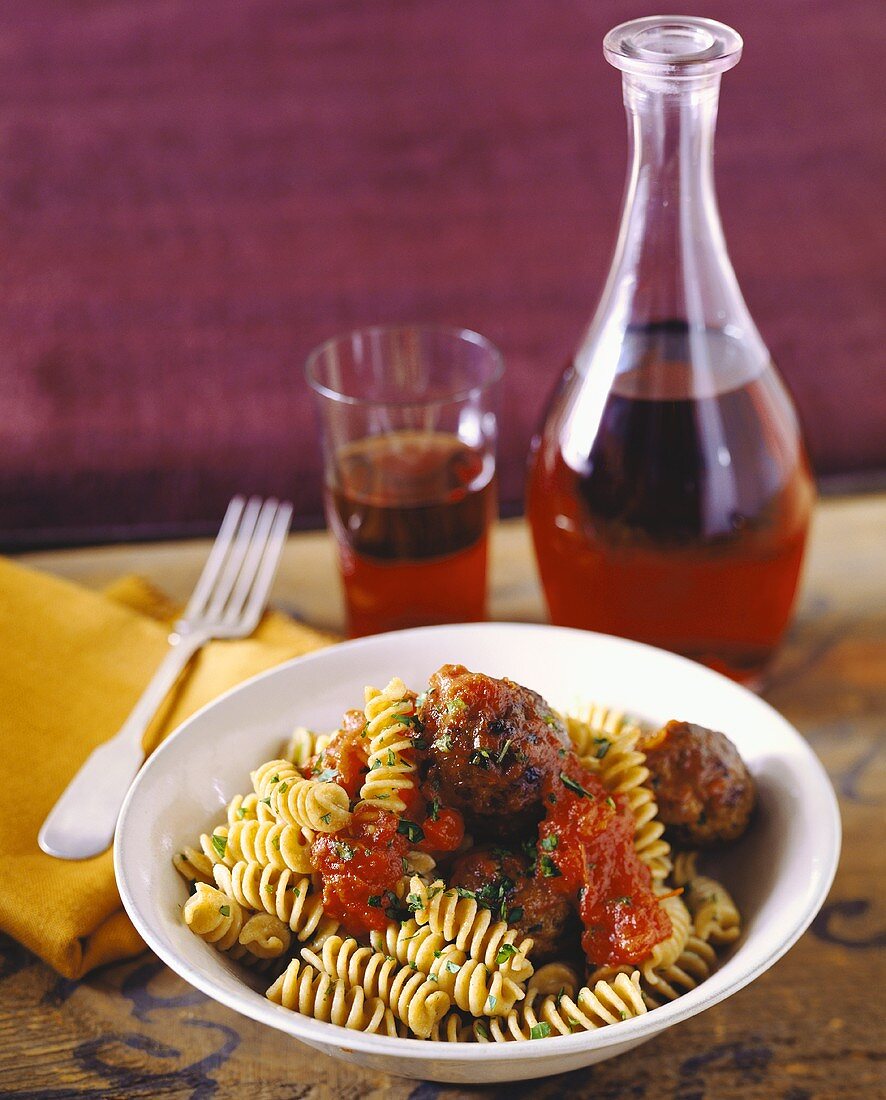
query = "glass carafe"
(527, 17, 815, 685)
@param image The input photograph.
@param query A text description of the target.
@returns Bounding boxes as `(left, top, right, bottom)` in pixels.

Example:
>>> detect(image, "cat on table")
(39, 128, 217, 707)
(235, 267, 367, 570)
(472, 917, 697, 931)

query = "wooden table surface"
(3, 495, 885, 1099)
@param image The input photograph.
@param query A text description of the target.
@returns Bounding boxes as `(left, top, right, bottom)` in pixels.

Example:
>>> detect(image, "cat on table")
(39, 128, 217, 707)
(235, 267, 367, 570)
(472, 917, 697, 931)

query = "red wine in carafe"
(528, 324, 815, 682)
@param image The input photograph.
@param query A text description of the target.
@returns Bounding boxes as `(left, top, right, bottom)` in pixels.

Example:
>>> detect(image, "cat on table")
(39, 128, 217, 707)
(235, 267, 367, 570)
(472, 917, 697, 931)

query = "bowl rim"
(115, 621, 842, 1063)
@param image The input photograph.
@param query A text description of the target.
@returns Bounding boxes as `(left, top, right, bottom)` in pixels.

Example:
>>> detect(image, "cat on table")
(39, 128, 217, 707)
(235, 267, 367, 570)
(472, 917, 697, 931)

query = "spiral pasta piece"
(237, 912, 291, 958)
(404, 850, 437, 879)
(472, 972, 646, 1042)
(358, 678, 418, 814)
(409, 877, 534, 983)
(251, 759, 301, 798)
(183, 882, 260, 963)
(430, 1011, 473, 1042)
(528, 962, 580, 998)
(369, 918, 453, 974)
(267, 959, 398, 1035)
(225, 817, 314, 874)
(302, 935, 451, 1039)
(565, 703, 641, 767)
(370, 918, 523, 1016)
(673, 851, 741, 944)
(284, 726, 317, 768)
(638, 893, 692, 983)
(685, 880, 741, 944)
(225, 792, 261, 826)
(638, 935, 717, 1006)
(253, 759, 351, 833)
(173, 846, 214, 886)
(428, 953, 524, 1017)
(594, 721, 672, 884)
(213, 861, 333, 941)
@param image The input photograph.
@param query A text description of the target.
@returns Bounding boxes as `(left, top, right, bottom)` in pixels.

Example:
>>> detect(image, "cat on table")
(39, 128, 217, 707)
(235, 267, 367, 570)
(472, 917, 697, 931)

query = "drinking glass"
(307, 326, 503, 637)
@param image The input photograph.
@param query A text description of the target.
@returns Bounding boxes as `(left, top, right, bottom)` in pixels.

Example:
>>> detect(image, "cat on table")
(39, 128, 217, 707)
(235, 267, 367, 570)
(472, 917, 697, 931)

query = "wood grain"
(3, 494, 885, 1098)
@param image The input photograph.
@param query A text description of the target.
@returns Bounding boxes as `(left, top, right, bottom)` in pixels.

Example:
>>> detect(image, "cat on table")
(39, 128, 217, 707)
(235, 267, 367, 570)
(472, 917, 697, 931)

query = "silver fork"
(38, 495, 294, 861)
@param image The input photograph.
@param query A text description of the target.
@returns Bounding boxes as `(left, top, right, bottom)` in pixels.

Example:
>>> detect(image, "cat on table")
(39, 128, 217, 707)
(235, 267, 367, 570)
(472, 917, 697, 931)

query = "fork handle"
(38, 632, 207, 860)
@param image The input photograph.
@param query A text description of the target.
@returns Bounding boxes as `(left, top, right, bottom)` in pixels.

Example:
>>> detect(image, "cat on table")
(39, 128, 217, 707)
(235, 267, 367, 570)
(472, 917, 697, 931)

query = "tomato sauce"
(311, 806, 409, 934)
(537, 757, 671, 966)
(309, 713, 370, 800)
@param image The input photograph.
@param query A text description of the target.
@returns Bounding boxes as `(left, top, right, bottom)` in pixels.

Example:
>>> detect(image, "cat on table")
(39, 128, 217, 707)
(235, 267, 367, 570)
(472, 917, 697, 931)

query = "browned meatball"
(449, 846, 575, 963)
(419, 664, 569, 836)
(641, 720, 756, 845)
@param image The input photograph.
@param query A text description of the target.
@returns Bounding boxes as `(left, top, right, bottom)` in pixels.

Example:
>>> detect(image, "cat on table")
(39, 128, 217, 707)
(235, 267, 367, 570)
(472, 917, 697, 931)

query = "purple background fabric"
(1, 0, 883, 547)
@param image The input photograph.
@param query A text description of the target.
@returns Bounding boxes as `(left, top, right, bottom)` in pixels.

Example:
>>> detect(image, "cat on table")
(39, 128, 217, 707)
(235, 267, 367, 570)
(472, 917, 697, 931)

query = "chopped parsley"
(368, 895, 382, 908)
(394, 713, 422, 729)
(540, 855, 562, 878)
(313, 767, 338, 783)
(210, 834, 227, 859)
(496, 738, 513, 766)
(236, 805, 247, 819)
(593, 737, 611, 759)
(486, 994, 497, 1012)
(277, 781, 289, 794)
(386, 749, 397, 767)
(508, 906, 524, 924)
(468, 748, 492, 769)
(432, 732, 453, 753)
(560, 772, 591, 798)
(397, 819, 425, 844)
(446, 697, 467, 714)
(427, 799, 441, 821)
(542, 713, 560, 729)
(333, 841, 356, 862)
(605, 796, 616, 810)
(320, 812, 332, 825)
(475, 1022, 489, 1040)
(443, 960, 461, 974)
(529, 1022, 551, 1039)
(495, 943, 518, 965)
(540, 834, 558, 851)
(272, 836, 281, 851)
(406, 892, 424, 912)
(218, 904, 230, 917)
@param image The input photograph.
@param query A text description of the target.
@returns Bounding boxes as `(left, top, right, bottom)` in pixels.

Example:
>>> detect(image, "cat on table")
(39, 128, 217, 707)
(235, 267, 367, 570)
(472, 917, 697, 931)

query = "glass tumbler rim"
(304, 323, 504, 408)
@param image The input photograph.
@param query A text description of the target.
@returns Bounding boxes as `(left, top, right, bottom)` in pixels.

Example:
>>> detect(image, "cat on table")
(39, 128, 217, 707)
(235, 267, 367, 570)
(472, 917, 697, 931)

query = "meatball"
(449, 846, 575, 963)
(641, 720, 756, 845)
(418, 664, 569, 837)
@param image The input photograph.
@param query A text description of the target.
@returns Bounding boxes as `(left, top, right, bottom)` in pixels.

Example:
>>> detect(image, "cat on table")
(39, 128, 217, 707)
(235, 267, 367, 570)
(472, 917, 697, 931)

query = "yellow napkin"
(0, 556, 335, 979)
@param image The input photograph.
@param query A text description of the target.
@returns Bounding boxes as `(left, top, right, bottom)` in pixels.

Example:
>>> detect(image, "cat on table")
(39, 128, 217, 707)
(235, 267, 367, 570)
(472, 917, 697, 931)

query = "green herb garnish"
(397, 819, 425, 844)
(530, 1022, 551, 1039)
(560, 772, 590, 798)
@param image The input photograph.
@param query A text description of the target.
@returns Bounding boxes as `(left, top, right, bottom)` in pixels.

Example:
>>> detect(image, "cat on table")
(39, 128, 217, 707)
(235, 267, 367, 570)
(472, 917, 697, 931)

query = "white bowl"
(115, 623, 840, 1084)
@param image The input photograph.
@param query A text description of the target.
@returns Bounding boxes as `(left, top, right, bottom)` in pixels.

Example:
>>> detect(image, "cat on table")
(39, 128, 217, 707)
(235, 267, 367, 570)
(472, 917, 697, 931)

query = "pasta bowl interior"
(115, 623, 840, 1084)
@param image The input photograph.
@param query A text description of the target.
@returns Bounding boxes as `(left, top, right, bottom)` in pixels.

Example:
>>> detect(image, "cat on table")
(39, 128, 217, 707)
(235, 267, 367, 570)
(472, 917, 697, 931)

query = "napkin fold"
(0, 556, 335, 979)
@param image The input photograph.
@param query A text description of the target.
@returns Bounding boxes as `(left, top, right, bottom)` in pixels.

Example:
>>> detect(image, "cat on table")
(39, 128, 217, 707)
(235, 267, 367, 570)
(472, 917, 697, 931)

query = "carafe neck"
(610, 72, 745, 329)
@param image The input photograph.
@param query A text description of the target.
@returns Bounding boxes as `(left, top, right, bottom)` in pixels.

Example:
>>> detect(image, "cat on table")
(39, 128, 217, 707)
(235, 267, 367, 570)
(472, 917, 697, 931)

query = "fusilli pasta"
(302, 935, 452, 1039)
(409, 877, 534, 983)
(212, 861, 332, 941)
(472, 972, 647, 1042)
(358, 678, 418, 814)
(268, 959, 399, 1035)
(252, 758, 351, 833)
